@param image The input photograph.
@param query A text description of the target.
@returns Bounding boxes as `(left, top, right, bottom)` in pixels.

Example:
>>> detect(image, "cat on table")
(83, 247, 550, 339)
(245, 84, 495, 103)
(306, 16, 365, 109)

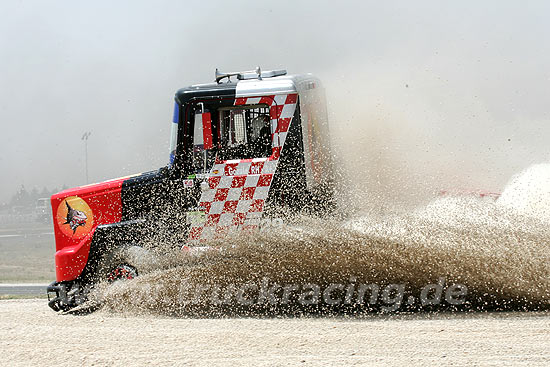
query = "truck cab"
(47, 68, 335, 311)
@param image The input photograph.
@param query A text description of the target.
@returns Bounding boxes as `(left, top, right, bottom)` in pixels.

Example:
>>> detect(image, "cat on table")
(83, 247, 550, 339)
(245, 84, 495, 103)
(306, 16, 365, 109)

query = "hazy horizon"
(2, 1, 550, 205)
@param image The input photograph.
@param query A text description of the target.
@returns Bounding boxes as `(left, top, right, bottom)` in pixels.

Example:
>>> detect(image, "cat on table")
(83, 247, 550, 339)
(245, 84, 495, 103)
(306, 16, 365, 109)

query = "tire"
(97, 245, 141, 283)
(106, 263, 138, 282)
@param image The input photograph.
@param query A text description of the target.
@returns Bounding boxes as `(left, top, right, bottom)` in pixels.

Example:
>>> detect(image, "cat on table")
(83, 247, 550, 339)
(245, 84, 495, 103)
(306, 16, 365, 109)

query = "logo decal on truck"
(63, 201, 87, 233)
(56, 196, 94, 238)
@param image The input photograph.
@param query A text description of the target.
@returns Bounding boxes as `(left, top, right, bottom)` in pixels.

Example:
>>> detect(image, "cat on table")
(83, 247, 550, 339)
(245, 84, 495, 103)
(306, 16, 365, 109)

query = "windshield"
(218, 104, 272, 160)
(188, 103, 273, 174)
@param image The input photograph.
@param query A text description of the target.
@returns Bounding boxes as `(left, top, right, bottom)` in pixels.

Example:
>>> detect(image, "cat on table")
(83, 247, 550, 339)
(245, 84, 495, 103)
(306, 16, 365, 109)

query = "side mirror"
(196, 111, 213, 150)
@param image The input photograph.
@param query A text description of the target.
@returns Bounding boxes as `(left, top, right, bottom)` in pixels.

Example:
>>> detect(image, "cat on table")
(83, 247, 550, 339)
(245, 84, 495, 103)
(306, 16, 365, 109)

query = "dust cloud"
(94, 163, 550, 316)
(94, 46, 550, 316)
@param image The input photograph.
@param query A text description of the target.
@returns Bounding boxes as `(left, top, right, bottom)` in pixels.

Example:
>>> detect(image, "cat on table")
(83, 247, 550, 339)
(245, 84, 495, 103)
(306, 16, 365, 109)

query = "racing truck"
(47, 68, 335, 311)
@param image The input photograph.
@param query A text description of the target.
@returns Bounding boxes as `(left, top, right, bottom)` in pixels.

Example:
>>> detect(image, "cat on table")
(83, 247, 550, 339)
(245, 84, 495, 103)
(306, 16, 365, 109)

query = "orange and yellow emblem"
(56, 196, 94, 238)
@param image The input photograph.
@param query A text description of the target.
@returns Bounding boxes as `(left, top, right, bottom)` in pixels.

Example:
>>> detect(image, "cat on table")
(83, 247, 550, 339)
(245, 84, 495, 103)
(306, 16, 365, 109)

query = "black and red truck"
(47, 68, 335, 311)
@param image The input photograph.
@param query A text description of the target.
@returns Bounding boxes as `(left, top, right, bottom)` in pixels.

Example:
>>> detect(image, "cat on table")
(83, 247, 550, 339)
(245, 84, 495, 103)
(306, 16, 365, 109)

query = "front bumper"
(47, 281, 87, 312)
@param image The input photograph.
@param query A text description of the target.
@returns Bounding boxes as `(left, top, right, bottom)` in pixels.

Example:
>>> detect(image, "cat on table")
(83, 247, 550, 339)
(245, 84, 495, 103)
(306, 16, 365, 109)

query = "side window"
(219, 105, 271, 160)
(190, 106, 216, 173)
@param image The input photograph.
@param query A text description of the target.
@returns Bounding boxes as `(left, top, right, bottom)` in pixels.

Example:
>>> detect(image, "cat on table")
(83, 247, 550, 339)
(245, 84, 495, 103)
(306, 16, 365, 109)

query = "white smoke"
(497, 163, 550, 223)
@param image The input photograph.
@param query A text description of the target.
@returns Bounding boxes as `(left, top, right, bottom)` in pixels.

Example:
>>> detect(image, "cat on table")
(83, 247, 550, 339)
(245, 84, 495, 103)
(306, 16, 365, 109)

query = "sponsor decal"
(226, 166, 237, 175)
(187, 211, 206, 225)
(250, 165, 261, 175)
(56, 196, 94, 238)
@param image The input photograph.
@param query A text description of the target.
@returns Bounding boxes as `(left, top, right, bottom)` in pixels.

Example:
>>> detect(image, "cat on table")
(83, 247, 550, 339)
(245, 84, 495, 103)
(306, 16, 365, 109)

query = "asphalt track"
(0, 284, 47, 296)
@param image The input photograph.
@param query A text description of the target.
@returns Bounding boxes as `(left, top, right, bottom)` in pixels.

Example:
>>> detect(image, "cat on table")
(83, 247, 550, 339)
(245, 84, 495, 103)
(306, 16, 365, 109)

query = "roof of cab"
(175, 73, 319, 105)
(175, 82, 236, 105)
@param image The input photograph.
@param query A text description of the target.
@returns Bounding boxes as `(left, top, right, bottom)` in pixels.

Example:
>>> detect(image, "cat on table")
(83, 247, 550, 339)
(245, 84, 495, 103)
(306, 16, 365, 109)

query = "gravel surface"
(1, 299, 549, 366)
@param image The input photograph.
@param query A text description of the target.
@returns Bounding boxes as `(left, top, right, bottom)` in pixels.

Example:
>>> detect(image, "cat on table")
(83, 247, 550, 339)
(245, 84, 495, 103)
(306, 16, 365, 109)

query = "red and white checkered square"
(187, 93, 297, 244)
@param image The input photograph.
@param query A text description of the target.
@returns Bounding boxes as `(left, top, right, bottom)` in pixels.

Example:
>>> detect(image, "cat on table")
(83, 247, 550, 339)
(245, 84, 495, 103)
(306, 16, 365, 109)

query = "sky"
(1, 1, 550, 204)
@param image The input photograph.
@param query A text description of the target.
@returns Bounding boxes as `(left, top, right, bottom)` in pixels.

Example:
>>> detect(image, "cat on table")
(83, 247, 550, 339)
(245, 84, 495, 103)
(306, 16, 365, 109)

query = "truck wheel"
(97, 245, 142, 284)
(107, 263, 138, 283)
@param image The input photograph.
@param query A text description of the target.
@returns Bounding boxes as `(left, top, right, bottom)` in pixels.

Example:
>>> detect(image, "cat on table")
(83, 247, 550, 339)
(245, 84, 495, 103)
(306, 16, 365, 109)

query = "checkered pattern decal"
(187, 93, 298, 243)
